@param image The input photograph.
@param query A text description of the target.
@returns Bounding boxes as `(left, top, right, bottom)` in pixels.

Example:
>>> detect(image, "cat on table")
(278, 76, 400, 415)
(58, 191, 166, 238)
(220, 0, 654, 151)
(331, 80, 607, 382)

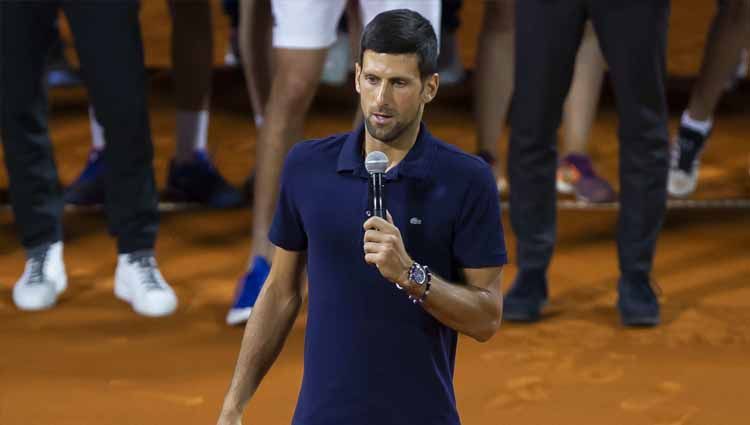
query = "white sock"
(681, 110, 712, 136)
(253, 113, 264, 128)
(89, 106, 106, 151)
(176, 109, 209, 161)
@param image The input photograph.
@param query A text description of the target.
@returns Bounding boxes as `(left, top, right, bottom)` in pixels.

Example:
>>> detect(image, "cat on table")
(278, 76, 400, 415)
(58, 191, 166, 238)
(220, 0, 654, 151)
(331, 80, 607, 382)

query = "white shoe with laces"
(114, 251, 177, 317)
(667, 124, 709, 198)
(13, 241, 67, 311)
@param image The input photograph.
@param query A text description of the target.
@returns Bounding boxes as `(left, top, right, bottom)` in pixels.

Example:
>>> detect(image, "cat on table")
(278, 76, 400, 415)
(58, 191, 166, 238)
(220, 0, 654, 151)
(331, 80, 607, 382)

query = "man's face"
(355, 50, 437, 143)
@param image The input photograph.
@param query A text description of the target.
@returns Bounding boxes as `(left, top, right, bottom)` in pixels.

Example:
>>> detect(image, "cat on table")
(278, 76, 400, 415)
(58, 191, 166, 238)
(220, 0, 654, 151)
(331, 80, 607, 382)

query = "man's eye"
(366, 76, 379, 84)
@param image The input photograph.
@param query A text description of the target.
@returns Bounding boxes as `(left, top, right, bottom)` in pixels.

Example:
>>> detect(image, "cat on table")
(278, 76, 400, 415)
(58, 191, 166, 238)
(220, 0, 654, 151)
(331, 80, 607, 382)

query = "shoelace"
(26, 250, 49, 286)
(128, 254, 164, 291)
(675, 129, 707, 173)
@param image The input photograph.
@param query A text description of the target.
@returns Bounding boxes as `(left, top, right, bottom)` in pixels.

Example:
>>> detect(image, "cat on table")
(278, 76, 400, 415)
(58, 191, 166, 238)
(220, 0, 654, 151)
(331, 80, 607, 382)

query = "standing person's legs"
(590, 0, 670, 326)
(0, 2, 62, 250)
(68, 0, 241, 209)
(556, 21, 615, 203)
(227, 0, 348, 325)
(251, 0, 347, 261)
(1, 2, 68, 311)
(504, 0, 586, 322)
(474, 0, 514, 193)
(166, 0, 243, 208)
(63, 0, 159, 254)
(669, 0, 750, 197)
(63, 0, 177, 317)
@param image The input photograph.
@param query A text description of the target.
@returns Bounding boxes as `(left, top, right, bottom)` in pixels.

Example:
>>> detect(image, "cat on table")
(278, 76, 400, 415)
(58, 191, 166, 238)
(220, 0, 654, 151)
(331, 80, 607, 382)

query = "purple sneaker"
(556, 153, 616, 203)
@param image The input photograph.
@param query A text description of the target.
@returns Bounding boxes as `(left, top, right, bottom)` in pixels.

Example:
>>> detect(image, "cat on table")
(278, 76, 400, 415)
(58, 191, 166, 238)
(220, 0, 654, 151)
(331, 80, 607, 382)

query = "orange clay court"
(1, 2, 749, 424)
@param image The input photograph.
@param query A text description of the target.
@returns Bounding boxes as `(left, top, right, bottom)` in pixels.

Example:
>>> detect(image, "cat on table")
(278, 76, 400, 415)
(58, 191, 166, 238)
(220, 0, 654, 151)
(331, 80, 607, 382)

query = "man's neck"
(363, 119, 422, 172)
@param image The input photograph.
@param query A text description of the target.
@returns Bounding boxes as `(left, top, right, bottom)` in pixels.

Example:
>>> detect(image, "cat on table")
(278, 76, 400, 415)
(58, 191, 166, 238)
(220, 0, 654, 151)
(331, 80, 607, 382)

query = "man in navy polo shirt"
(218, 9, 507, 425)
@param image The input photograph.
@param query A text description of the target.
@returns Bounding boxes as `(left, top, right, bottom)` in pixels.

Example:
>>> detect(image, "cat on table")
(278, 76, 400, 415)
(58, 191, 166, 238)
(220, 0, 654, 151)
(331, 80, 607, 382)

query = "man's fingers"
(364, 252, 381, 265)
(364, 229, 389, 243)
(363, 216, 395, 233)
(363, 216, 385, 230)
(363, 242, 381, 254)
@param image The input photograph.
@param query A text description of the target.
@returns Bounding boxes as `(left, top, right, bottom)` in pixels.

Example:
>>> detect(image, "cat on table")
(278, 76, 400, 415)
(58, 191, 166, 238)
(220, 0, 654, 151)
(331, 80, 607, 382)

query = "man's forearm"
(221, 281, 303, 415)
(404, 274, 502, 342)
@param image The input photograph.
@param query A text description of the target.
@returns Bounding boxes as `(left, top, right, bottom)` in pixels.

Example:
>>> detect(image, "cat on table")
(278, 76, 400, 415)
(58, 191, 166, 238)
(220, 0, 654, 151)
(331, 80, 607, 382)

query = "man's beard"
(364, 113, 416, 143)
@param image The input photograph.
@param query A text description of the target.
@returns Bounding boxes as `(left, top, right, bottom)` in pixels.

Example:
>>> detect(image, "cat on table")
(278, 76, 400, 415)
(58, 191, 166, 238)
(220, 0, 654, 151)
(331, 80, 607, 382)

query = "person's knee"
(270, 69, 320, 113)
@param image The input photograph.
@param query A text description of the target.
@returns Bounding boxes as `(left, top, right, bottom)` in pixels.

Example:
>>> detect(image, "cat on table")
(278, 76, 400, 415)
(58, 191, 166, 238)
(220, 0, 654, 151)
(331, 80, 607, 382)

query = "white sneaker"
(668, 166, 699, 198)
(667, 126, 708, 198)
(114, 251, 177, 317)
(13, 241, 67, 311)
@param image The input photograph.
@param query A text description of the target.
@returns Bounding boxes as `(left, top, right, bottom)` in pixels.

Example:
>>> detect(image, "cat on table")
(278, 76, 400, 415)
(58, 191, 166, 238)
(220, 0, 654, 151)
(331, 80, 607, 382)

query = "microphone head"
(365, 151, 389, 174)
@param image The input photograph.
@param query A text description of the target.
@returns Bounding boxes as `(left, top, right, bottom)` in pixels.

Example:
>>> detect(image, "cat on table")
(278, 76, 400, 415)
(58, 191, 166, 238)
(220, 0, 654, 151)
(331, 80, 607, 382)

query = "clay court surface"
(1, 2, 749, 424)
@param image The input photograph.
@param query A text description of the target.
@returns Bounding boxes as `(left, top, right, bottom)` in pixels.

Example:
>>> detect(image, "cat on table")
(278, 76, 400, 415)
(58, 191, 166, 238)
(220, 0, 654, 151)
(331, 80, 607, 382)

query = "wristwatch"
(408, 262, 431, 287)
(406, 262, 432, 304)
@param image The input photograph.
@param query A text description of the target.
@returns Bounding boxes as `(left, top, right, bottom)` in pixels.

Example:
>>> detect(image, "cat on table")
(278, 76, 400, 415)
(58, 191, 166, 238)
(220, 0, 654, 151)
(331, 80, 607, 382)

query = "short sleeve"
(452, 164, 507, 268)
(269, 149, 308, 251)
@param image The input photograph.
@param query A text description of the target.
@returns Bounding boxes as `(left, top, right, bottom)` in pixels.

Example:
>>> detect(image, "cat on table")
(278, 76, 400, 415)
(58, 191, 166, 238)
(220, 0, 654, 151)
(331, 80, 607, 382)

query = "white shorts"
(271, 0, 441, 49)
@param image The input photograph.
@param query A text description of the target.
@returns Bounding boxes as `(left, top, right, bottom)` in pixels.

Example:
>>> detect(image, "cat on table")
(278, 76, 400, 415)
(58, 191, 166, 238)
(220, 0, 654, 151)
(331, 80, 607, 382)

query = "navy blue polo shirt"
(269, 123, 507, 425)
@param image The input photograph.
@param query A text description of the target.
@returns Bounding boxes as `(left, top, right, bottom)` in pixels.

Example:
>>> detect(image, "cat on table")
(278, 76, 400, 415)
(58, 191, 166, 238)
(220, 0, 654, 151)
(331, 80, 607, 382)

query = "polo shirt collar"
(336, 122, 434, 181)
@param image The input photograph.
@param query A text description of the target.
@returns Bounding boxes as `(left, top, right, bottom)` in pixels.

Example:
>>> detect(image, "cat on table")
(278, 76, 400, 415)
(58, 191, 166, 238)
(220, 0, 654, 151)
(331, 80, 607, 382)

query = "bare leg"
(239, 0, 273, 126)
(170, 0, 213, 162)
(474, 0, 514, 184)
(687, 0, 750, 121)
(668, 0, 750, 197)
(250, 49, 327, 261)
(561, 22, 606, 155)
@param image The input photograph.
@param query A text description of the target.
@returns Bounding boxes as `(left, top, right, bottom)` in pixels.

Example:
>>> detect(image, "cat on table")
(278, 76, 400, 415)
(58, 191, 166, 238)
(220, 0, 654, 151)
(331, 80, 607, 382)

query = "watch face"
(412, 266, 426, 285)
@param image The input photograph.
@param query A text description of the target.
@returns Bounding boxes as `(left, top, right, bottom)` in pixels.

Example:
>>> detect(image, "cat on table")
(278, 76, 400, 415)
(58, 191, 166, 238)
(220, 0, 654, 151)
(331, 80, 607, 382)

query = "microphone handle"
(369, 172, 386, 218)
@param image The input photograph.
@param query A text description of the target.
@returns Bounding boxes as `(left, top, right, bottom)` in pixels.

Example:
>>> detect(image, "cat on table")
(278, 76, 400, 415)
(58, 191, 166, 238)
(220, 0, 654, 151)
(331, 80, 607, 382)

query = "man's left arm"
(363, 214, 503, 342)
(409, 266, 503, 342)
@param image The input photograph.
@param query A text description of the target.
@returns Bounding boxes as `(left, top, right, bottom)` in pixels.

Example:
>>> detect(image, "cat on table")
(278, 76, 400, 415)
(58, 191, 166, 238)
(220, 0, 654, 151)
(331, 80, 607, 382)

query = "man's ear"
(354, 62, 362, 94)
(422, 73, 439, 104)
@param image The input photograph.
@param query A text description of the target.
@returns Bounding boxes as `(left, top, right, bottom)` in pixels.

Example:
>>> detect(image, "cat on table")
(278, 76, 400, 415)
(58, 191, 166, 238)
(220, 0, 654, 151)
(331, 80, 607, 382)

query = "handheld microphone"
(365, 151, 389, 219)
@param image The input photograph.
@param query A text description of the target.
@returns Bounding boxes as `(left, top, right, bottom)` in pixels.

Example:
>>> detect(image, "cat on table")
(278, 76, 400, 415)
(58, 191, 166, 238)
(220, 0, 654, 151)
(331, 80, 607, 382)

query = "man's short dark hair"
(359, 9, 438, 79)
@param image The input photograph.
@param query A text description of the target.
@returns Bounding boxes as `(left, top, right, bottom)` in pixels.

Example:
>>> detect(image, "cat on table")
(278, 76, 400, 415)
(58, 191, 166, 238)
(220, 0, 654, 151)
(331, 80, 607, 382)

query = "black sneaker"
(617, 278, 660, 327)
(502, 271, 549, 323)
(165, 150, 243, 208)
